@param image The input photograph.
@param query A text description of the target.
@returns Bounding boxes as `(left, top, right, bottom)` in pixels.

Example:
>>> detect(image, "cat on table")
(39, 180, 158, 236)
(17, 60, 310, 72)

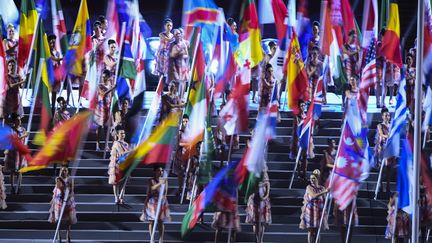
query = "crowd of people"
(0, 5, 430, 243)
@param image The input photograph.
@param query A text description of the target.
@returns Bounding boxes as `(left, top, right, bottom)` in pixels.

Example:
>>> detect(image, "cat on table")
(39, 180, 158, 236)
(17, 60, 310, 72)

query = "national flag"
(130, 0, 147, 108)
(236, 0, 263, 68)
(379, 0, 390, 31)
(50, 0, 68, 55)
(383, 77, 408, 159)
(81, 50, 98, 110)
(131, 77, 163, 145)
(258, 0, 287, 45)
(181, 160, 238, 237)
(235, 112, 269, 202)
(286, 31, 309, 114)
(313, 70, 324, 120)
(115, 26, 137, 101)
(118, 112, 180, 181)
(17, 0, 38, 74)
(331, 99, 369, 210)
(397, 138, 414, 214)
(35, 0, 49, 20)
(358, 38, 377, 124)
(361, 0, 378, 49)
(380, 3, 402, 68)
(20, 112, 91, 172)
(322, 6, 348, 94)
(182, 80, 207, 147)
(56, 0, 91, 79)
(298, 97, 315, 154)
(212, 14, 238, 97)
(340, 0, 357, 43)
(182, 0, 221, 62)
(32, 19, 55, 145)
(218, 78, 250, 135)
(106, 0, 121, 44)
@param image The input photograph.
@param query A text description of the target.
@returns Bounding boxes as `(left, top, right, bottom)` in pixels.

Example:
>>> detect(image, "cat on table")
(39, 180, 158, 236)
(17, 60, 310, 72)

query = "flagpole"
(315, 118, 347, 243)
(380, 61, 387, 107)
(150, 112, 182, 243)
(289, 148, 302, 189)
(23, 14, 41, 97)
(180, 157, 192, 204)
(413, 0, 424, 242)
(374, 158, 386, 200)
(344, 198, 356, 243)
(25, 60, 44, 145)
(52, 114, 90, 243)
(104, 22, 127, 159)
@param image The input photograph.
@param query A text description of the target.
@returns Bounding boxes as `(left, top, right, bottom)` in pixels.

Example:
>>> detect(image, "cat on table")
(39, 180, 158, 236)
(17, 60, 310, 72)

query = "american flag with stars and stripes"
(358, 38, 377, 124)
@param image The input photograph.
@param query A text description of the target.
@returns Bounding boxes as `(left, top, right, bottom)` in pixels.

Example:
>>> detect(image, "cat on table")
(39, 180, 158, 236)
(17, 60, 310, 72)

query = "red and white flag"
(0, 41, 7, 117)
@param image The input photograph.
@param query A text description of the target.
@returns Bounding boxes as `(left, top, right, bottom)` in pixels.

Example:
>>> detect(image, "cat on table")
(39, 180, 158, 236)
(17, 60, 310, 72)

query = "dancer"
(320, 138, 336, 185)
(333, 200, 358, 243)
(95, 70, 116, 151)
(48, 34, 64, 115)
(108, 126, 129, 204)
(3, 24, 18, 59)
(245, 171, 272, 243)
(0, 165, 7, 209)
(168, 28, 190, 99)
(4, 59, 25, 119)
(141, 166, 171, 243)
(48, 168, 77, 243)
(154, 18, 174, 83)
(53, 97, 71, 127)
(259, 64, 275, 111)
(159, 83, 183, 123)
(299, 170, 328, 243)
(385, 192, 410, 243)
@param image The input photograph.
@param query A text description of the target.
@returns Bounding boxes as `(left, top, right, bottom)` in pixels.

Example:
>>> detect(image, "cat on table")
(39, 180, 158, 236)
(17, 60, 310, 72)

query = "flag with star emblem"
(358, 37, 377, 124)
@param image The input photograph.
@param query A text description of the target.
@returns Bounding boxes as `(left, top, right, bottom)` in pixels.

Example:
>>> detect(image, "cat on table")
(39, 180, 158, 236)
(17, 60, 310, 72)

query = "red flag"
(380, 3, 402, 67)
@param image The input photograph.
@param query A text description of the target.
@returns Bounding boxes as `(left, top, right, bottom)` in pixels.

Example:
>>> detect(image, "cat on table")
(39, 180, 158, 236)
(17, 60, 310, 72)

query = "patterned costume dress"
(159, 93, 179, 124)
(4, 74, 21, 117)
(108, 140, 129, 185)
(51, 49, 62, 92)
(95, 82, 113, 126)
(259, 74, 275, 109)
(385, 199, 410, 239)
(299, 184, 329, 230)
(104, 54, 117, 79)
(405, 66, 415, 113)
(5, 38, 18, 59)
(48, 177, 77, 225)
(167, 40, 190, 85)
(0, 165, 7, 209)
(154, 32, 173, 78)
(374, 122, 390, 165)
(306, 60, 323, 98)
(141, 178, 171, 222)
(343, 43, 360, 79)
(245, 177, 272, 225)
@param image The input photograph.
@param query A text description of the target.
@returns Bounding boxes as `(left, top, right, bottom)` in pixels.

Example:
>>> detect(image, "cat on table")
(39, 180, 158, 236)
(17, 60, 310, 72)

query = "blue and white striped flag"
(383, 77, 408, 159)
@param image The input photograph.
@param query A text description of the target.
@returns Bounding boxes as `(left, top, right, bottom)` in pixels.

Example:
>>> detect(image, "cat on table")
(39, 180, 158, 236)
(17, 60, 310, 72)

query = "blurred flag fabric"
(397, 138, 414, 214)
(361, 0, 378, 49)
(380, 2, 402, 68)
(358, 38, 377, 124)
(50, 0, 68, 55)
(383, 77, 408, 159)
(118, 112, 180, 182)
(181, 160, 238, 237)
(20, 112, 91, 173)
(17, 0, 38, 74)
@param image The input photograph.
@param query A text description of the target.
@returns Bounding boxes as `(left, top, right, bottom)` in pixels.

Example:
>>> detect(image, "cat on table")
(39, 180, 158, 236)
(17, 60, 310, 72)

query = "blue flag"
(397, 139, 413, 214)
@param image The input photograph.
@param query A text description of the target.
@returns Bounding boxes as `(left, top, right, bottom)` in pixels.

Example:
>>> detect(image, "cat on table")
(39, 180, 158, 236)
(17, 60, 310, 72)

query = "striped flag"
(118, 112, 180, 181)
(313, 71, 324, 120)
(298, 95, 315, 153)
(380, 2, 402, 68)
(286, 30, 309, 114)
(50, 0, 68, 55)
(358, 38, 377, 124)
(17, 0, 38, 74)
(383, 77, 408, 159)
(267, 85, 279, 139)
